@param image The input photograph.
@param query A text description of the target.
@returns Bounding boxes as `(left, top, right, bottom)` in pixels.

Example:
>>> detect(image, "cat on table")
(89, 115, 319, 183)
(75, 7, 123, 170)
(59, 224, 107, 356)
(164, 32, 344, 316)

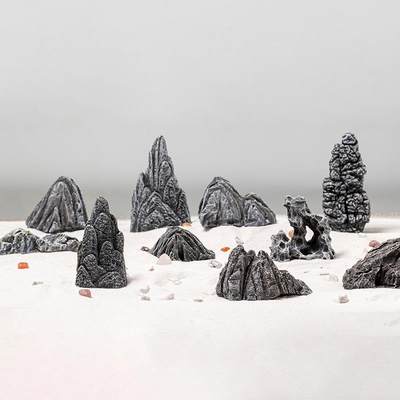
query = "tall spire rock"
(130, 136, 191, 232)
(26, 176, 88, 233)
(322, 133, 370, 232)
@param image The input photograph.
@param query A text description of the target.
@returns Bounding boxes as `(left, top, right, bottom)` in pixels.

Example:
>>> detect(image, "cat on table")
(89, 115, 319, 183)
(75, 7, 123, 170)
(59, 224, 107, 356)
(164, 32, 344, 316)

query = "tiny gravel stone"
(157, 254, 172, 265)
(338, 294, 349, 303)
(149, 266, 155, 271)
(328, 274, 339, 282)
(209, 260, 223, 269)
(141, 246, 150, 252)
(164, 293, 175, 300)
(220, 246, 231, 253)
(79, 289, 92, 298)
(32, 281, 44, 286)
(193, 298, 203, 302)
(369, 240, 381, 249)
(140, 285, 150, 294)
(235, 236, 244, 246)
(18, 262, 29, 269)
(288, 229, 294, 239)
(141, 295, 151, 301)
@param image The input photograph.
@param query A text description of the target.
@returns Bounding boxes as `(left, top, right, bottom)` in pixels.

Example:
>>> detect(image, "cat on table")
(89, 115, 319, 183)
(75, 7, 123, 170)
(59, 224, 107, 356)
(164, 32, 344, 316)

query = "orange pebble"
(79, 289, 92, 298)
(18, 262, 29, 269)
(288, 229, 294, 239)
(220, 246, 231, 253)
(181, 222, 192, 228)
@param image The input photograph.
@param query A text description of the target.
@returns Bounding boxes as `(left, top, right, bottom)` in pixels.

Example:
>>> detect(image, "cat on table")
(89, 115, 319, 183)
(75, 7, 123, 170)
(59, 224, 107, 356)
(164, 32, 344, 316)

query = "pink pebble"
(369, 240, 381, 249)
(79, 289, 92, 298)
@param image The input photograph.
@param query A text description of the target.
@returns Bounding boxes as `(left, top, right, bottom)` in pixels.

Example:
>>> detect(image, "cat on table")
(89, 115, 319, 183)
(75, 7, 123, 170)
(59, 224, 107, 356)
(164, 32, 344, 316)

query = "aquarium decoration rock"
(130, 136, 191, 232)
(198, 177, 276, 230)
(322, 133, 370, 232)
(26, 176, 88, 233)
(76, 197, 127, 288)
(270, 195, 335, 262)
(150, 226, 215, 262)
(216, 245, 312, 301)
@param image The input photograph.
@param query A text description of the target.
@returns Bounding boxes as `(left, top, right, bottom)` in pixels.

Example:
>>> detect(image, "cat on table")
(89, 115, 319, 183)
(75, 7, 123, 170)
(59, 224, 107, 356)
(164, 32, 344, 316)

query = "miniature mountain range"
(270, 195, 335, 262)
(26, 176, 88, 234)
(322, 133, 370, 232)
(216, 245, 312, 301)
(76, 197, 127, 288)
(198, 177, 276, 230)
(0, 228, 79, 255)
(130, 136, 191, 232)
(343, 238, 400, 289)
(150, 227, 215, 261)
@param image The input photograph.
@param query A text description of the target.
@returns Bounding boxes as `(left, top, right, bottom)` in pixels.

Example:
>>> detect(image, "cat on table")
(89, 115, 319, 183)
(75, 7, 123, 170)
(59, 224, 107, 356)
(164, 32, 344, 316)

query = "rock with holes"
(322, 133, 370, 232)
(198, 177, 276, 230)
(216, 245, 312, 301)
(343, 238, 400, 289)
(26, 176, 87, 233)
(270, 195, 335, 262)
(76, 197, 127, 288)
(150, 226, 215, 262)
(130, 136, 191, 232)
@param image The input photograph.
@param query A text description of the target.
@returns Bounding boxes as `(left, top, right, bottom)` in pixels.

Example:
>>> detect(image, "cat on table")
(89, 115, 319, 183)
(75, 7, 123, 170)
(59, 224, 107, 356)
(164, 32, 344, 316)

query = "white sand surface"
(1, 216, 400, 400)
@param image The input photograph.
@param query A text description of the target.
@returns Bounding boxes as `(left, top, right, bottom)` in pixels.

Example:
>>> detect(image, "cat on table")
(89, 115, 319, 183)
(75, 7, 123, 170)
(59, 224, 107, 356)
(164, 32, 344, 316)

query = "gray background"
(1, 0, 399, 220)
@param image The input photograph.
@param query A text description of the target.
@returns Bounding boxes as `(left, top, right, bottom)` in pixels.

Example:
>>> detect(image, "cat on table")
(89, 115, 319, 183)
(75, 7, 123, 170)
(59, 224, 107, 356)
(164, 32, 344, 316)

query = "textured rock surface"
(130, 136, 191, 232)
(0, 228, 79, 255)
(343, 238, 400, 289)
(198, 177, 276, 230)
(26, 176, 88, 233)
(322, 133, 370, 232)
(76, 197, 127, 288)
(216, 245, 312, 301)
(150, 226, 215, 261)
(270, 195, 335, 262)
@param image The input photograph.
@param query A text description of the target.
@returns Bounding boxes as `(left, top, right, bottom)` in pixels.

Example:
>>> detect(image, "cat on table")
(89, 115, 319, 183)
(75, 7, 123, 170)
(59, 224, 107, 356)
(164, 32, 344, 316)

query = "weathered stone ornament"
(130, 136, 191, 232)
(26, 176, 88, 233)
(270, 195, 335, 262)
(150, 226, 215, 262)
(216, 245, 312, 301)
(76, 197, 127, 288)
(322, 133, 370, 232)
(343, 238, 400, 289)
(198, 177, 276, 230)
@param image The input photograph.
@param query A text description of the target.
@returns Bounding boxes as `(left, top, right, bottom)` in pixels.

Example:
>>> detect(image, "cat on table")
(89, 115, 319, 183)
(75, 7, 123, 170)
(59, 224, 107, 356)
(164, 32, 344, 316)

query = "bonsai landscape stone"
(343, 238, 400, 289)
(76, 197, 127, 288)
(26, 176, 88, 233)
(130, 136, 191, 232)
(322, 133, 370, 232)
(37, 233, 79, 252)
(216, 245, 312, 301)
(270, 195, 335, 262)
(150, 226, 215, 262)
(198, 177, 276, 230)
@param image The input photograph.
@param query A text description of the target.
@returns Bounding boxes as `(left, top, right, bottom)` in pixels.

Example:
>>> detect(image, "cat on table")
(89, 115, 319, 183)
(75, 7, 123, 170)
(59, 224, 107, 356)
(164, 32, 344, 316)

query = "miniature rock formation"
(198, 177, 276, 230)
(26, 176, 88, 233)
(0, 228, 79, 255)
(343, 238, 400, 289)
(216, 245, 312, 301)
(322, 133, 370, 232)
(150, 226, 215, 262)
(270, 195, 335, 262)
(76, 197, 127, 288)
(130, 136, 191, 232)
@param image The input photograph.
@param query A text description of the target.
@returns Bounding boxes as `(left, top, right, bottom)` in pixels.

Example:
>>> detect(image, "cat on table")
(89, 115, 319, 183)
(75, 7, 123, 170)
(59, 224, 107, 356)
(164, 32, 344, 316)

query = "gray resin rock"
(130, 136, 191, 232)
(216, 245, 312, 301)
(343, 238, 400, 289)
(270, 195, 335, 262)
(0, 228, 79, 255)
(76, 197, 127, 288)
(198, 177, 276, 230)
(322, 133, 370, 232)
(150, 226, 215, 262)
(26, 176, 88, 233)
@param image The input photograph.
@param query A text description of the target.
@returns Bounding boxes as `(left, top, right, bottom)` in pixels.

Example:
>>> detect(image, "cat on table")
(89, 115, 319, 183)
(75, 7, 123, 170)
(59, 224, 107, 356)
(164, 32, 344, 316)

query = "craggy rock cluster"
(270, 195, 335, 262)
(26, 176, 88, 234)
(322, 133, 370, 232)
(150, 226, 215, 262)
(0, 228, 79, 255)
(198, 177, 276, 230)
(216, 245, 312, 301)
(76, 197, 127, 288)
(343, 238, 400, 289)
(130, 136, 191, 232)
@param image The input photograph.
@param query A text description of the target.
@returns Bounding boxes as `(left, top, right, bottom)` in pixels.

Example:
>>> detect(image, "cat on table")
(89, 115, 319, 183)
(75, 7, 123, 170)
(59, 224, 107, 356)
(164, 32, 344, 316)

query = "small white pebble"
(193, 298, 203, 302)
(328, 274, 339, 282)
(140, 285, 150, 294)
(209, 260, 223, 269)
(338, 294, 349, 304)
(164, 293, 175, 300)
(157, 254, 172, 265)
(141, 295, 151, 301)
(235, 236, 244, 246)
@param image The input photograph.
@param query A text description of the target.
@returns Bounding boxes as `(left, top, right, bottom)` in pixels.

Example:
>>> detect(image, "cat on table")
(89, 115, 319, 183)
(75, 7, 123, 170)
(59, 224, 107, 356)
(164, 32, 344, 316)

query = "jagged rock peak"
(76, 196, 127, 288)
(216, 245, 312, 301)
(270, 195, 335, 262)
(26, 176, 88, 234)
(343, 238, 400, 289)
(130, 136, 191, 232)
(150, 226, 215, 262)
(322, 133, 370, 232)
(198, 177, 276, 230)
